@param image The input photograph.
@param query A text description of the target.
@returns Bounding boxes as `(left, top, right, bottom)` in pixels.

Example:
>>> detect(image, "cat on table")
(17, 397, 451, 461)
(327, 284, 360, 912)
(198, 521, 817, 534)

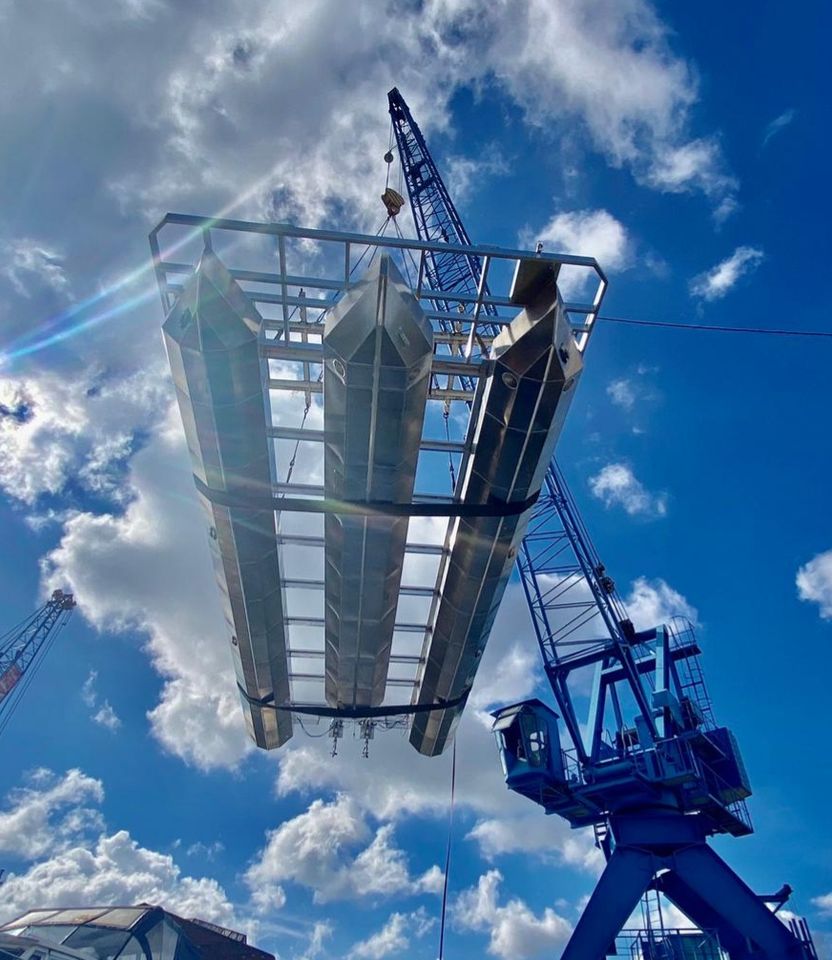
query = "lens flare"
(1, 161, 287, 367)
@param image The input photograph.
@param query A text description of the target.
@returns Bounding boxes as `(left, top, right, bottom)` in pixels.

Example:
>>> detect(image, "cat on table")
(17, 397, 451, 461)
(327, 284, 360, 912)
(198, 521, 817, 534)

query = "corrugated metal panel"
(323, 255, 433, 707)
(410, 274, 582, 755)
(162, 248, 292, 749)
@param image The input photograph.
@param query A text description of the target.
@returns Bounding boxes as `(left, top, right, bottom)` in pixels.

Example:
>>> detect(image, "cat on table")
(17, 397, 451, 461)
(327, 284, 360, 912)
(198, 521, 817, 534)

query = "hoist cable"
(444, 410, 457, 491)
(437, 739, 457, 960)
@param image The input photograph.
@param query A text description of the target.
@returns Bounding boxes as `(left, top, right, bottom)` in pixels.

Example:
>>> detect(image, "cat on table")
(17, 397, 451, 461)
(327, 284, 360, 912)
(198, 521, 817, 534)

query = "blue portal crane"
(388, 87, 817, 960)
(0, 590, 75, 735)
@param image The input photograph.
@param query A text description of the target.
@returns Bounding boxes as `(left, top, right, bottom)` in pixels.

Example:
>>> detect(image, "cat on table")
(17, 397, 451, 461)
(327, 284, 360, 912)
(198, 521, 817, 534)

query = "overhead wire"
(597, 314, 832, 339)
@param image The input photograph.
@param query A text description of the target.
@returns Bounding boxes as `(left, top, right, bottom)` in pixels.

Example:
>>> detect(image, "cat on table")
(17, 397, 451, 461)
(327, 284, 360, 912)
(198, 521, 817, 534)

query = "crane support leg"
(560, 846, 654, 960)
(558, 811, 810, 960)
(670, 844, 807, 959)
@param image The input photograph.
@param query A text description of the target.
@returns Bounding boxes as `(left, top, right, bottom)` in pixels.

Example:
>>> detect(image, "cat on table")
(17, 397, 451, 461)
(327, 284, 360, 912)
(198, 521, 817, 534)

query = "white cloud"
(0, 0, 730, 230)
(275, 586, 542, 821)
(622, 576, 698, 630)
(467, 813, 601, 873)
(0, 830, 237, 928)
(812, 892, 832, 916)
(589, 462, 667, 518)
(185, 840, 225, 861)
(298, 921, 333, 960)
(1, 239, 70, 298)
(81, 670, 98, 708)
(647, 137, 735, 200)
(0, 769, 238, 931)
(455, 870, 572, 960)
(446, 147, 509, 205)
(796, 550, 832, 620)
(0, 367, 169, 505)
(93, 701, 122, 732)
(0, 769, 104, 861)
(244, 794, 440, 907)
(80, 669, 122, 731)
(348, 913, 408, 960)
(763, 109, 796, 147)
(689, 246, 764, 301)
(607, 378, 637, 410)
(527, 209, 630, 297)
(347, 908, 435, 960)
(41, 403, 252, 770)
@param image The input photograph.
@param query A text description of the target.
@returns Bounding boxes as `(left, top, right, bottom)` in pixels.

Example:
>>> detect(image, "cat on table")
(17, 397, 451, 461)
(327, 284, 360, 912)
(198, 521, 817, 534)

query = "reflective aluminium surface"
(163, 249, 292, 748)
(153, 218, 606, 753)
(410, 267, 583, 755)
(323, 255, 433, 707)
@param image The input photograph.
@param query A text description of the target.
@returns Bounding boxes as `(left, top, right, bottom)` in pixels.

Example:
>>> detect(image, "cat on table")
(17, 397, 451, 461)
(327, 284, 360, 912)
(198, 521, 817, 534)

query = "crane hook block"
(381, 187, 405, 217)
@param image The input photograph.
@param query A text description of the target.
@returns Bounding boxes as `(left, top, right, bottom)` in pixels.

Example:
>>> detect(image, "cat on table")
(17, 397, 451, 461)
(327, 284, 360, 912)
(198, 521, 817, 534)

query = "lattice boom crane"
(0, 590, 75, 734)
(388, 86, 817, 960)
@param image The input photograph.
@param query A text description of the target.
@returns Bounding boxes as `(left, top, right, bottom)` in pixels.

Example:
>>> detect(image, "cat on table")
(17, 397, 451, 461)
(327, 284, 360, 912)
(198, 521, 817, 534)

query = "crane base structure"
(565, 810, 815, 960)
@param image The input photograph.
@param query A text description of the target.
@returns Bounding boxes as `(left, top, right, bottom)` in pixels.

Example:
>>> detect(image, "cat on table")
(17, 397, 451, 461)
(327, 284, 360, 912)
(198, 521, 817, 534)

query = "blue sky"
(0, 1, 830, 958)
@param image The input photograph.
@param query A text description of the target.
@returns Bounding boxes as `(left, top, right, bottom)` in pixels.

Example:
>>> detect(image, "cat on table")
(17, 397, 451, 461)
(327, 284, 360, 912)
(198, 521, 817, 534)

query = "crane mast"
(0, 590, 75, 733)
(388, 87, 817, 960)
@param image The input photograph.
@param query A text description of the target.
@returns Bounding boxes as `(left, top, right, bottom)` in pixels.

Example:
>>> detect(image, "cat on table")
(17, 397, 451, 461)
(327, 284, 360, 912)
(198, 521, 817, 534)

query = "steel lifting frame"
(150, 213, 606, 721)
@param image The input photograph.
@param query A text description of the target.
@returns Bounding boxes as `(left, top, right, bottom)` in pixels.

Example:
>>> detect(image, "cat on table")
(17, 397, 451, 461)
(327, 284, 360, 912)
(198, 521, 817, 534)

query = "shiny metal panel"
(323, 255, 433, 707)
(162, 248, 292, 749)
(410, 275, 583, 755)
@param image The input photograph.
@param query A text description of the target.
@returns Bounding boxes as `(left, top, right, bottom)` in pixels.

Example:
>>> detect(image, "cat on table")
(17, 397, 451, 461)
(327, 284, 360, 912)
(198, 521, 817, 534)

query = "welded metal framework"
(151, 214, 606, 751)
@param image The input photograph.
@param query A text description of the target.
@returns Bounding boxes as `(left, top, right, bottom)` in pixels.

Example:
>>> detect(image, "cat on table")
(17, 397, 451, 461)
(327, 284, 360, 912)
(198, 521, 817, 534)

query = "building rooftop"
(0, 905, 272, 960)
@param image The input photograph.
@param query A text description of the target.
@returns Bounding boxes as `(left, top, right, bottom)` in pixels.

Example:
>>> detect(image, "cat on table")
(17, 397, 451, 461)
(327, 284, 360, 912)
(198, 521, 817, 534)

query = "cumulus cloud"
(455, 870, 572, 960)
(0, 770, 238, 930)
(646, 137, 735, 201)
(347, 910, 433, 960)
(526, 209, 630, 297)
(467, 813, 602, 873)
(244, 794, 440, 907)
(589, 462, 667, 517)
(41, 404, 252, 769)
(0, 830, 237, 928)
(0, 0, 733, 231)
(622, 576, 698, 630)
(796, 550, 832, 620)
(0, 769, 104, 862)
(274, 585, 544, 821)
(689, 246, 764, 301)
(0, 367, 169, 505)
(1, 0, 740, 773)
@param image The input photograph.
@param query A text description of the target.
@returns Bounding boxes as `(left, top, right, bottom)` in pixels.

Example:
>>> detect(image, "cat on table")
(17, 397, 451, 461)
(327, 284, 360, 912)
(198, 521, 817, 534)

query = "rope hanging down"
(437, 739, 457, 960)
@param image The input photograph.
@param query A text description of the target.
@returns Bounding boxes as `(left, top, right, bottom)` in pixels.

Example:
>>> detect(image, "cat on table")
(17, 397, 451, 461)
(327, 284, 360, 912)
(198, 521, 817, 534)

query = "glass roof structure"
(150, 215, 607, 754)
(0, 906, 271, 960)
